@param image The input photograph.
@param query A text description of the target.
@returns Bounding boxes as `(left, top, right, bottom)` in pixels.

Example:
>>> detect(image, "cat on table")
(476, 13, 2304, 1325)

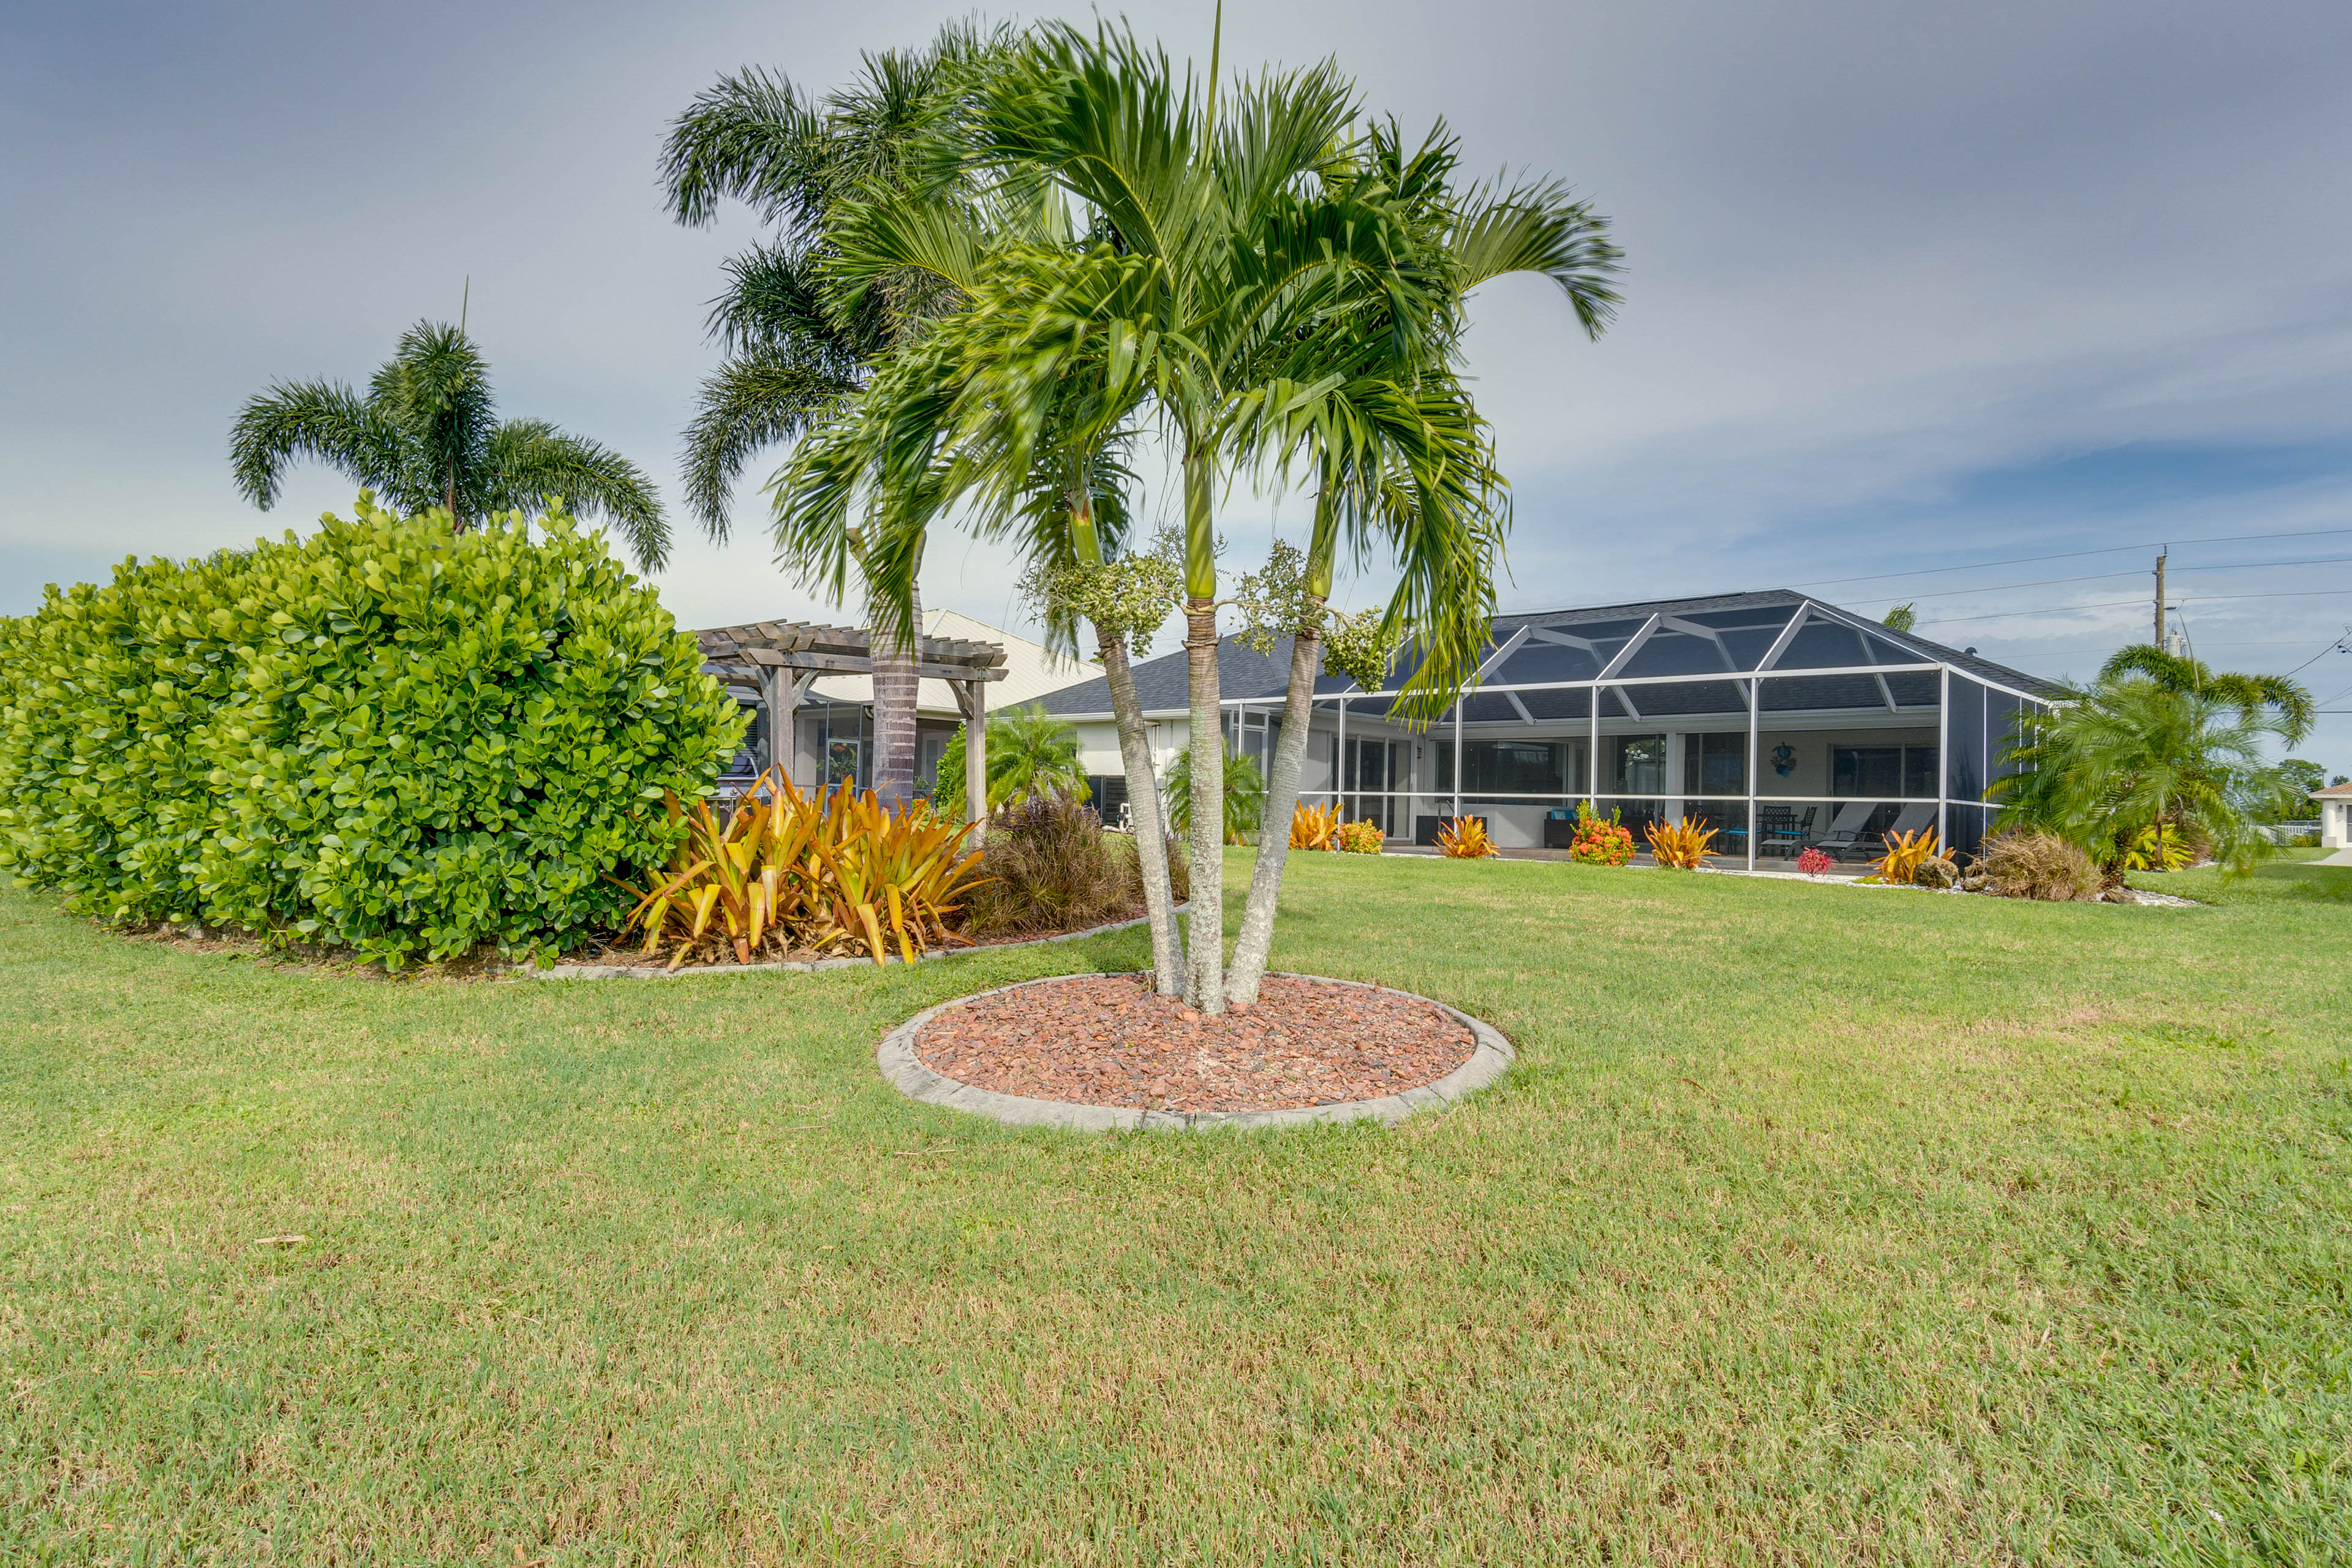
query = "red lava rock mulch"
(913, 973, 1476, 1113)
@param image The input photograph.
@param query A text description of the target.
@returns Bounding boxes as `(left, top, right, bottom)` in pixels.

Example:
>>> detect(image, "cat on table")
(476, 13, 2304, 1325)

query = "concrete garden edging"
(528, 907, 1185, 981)
(876, 972, 1515, 1133)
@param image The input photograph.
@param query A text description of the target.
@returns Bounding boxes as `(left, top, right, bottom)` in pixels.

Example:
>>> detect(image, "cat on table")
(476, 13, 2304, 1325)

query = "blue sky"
(6, 0, 2351, 774)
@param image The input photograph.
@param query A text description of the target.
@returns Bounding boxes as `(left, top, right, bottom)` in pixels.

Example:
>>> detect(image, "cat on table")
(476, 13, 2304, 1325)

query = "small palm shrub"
(963, 791, 1144, 938)
(1645, 816, 1718, 869)
(1869, 827, 1942, 884)
(1164, 746, 1266, 845)
(622, 771, 985, 967)
(1569, 802, 1635, 866)
(1981, 826, 2101, 902)
(929, 707, 1088, 820)
(1334, 818, 1384, 854)
(1291, 801, 1341, 850)
(2124, 823, 2193, 871)
(1436, 816, 1499, 858)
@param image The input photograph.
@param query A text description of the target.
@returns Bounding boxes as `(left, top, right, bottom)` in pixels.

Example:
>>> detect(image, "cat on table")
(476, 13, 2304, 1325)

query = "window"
(1436, 739, 1573, 799)
(1834, 745, 1938, 799)
(1613, 734, 1667, 796)
(1682, 733, 1746, 796)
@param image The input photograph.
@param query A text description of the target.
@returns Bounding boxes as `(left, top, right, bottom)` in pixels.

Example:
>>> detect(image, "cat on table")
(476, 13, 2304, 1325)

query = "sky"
(6, 0, 2351, 777)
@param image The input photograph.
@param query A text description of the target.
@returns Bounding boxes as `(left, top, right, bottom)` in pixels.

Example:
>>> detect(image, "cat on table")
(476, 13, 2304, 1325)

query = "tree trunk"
(870, 581, 922, 812)
(1098, 625, 1183, 995)
(1182, 596, 1226, 1012)
(1226, 614, 1323, 1006)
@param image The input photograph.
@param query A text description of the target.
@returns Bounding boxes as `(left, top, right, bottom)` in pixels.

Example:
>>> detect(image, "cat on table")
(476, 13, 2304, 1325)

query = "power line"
(2281, 626, 2352, 678)
(1844, 554, 2352, 608)
(1784, 524, 2352, 593)
(1915, 586, 2352, 630)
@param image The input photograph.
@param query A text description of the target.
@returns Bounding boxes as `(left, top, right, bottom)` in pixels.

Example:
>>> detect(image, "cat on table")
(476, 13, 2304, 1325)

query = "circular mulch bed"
(901, 972, 1496, 1124)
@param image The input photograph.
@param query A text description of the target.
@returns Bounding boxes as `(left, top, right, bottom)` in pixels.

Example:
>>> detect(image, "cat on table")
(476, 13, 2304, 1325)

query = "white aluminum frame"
(1218, 600, 2045, 858)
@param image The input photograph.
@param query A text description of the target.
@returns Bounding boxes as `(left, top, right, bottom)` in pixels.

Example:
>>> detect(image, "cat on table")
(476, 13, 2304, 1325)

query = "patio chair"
(1756, 805, 1815, 856)
(1809, 801, 1885, 861)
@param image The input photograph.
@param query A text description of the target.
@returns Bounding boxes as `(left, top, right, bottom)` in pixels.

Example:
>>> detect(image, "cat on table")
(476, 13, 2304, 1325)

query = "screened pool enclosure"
(1257, 590, 2056, 864)
(1036, 590, 2056, 866)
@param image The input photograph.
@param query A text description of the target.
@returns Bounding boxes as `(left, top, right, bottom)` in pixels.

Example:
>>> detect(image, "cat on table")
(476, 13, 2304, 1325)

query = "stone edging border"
(876, 972, 1515, 1133)
(526, 906, 1185, 981)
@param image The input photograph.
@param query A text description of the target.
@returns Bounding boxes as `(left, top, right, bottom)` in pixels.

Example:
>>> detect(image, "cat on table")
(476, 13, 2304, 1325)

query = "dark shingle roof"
(1030, 589, 2060, 717)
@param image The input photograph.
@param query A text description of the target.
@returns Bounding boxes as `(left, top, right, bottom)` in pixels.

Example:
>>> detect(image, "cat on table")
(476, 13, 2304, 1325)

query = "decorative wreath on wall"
(1771, 744, 1797, 777)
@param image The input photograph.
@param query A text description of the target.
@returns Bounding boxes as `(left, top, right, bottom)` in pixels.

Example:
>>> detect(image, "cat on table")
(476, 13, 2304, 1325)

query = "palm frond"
(229, 379, 413, 511)
(660, 66, 831, 230)
(681, 349, 860, 539)
(486, 420, 670, 571)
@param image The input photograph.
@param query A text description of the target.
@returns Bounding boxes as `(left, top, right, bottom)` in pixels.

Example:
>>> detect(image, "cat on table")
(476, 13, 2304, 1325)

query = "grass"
(3, 851, 2347, 1564)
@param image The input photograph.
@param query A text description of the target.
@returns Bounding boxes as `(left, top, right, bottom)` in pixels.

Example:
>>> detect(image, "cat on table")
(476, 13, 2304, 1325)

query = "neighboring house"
(712, 609, 1084, 795)
(2314, 781, 2352, 849)
(1028, 589, 2060, 864)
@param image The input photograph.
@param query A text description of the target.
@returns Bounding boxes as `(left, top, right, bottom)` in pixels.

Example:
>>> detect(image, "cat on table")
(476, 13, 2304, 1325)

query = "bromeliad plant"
(1436, 816, 1499, 859)
(1645, 816, 1719, 870)
(622, 770, 985, 968)
(1869, 827, 1942, 885)
(1291, 801, 1342, 851)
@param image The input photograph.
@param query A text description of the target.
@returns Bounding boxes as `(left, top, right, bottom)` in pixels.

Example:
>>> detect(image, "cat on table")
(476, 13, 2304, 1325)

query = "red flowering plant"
(1568, 802, 1636, 867)
(1795, 846, 1834, 878)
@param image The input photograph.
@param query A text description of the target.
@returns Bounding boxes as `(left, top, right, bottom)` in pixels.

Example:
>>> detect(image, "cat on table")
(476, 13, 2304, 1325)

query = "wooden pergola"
(696, 620, 1008, 823)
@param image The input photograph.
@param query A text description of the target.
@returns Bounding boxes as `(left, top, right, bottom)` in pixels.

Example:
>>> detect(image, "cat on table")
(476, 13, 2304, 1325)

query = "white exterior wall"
(2323, 798, 2350, 849)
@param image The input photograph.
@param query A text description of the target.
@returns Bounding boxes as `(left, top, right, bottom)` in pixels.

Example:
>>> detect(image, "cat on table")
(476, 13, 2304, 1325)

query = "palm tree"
(1994, 669, 2309, 873)
(230, 321, 669, 569)
(659, 23, 1009, 808)
(2098, 644, 2315, 741)
(786, 22, 1537, 1011)
(1223, 120, 1619, 1004)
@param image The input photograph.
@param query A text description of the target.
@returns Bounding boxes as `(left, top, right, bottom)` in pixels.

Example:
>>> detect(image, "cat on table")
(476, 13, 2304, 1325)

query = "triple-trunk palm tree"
(777, 22, 1618, 1011)
(660, 23, 1009, 809)
(230, 320, 669, 570)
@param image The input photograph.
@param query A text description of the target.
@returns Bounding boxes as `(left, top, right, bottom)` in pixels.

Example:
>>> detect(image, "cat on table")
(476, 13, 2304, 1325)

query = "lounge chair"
(1816, 802, 1937, 861)
(1811, 801, 1885, 861)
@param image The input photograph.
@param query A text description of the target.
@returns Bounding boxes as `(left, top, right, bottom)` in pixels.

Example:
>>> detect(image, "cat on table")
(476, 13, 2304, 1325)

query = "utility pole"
(2154, 549, 2168, 649)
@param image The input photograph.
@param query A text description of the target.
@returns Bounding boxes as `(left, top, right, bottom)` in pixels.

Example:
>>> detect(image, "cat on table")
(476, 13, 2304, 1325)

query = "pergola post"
(957, 679, 989, 837)
(763, 666, 796, 793)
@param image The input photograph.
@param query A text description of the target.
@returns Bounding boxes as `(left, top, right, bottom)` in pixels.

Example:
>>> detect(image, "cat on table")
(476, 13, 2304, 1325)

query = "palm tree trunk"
(1179, 445, 1227, 1013)
(870, 581, 922, 812)
(1182, 595, 1226, 1012)
(1097, 625, 1183, 995)
(1226, 612, 1323, 1006)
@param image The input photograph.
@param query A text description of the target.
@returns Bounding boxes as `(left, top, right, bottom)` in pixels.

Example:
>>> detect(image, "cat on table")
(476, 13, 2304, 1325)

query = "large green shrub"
(0, 496, 743, 963)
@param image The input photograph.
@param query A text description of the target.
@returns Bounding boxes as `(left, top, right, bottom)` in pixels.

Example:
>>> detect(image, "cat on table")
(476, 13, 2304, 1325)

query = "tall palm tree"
(659, 23, 1009, 808)
(783, 23, 1536, 1011)
(1223, 121, 1618, 1004)
(230, 321, 669, 569)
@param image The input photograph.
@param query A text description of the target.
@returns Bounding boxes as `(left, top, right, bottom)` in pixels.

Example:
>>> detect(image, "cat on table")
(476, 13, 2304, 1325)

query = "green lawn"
(4, 853, 2348, 1564)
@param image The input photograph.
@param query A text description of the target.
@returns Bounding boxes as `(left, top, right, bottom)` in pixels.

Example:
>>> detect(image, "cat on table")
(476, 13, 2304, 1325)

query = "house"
(707, 609, 1082, 795)
(2314, 781, 2352, 850)
(1028, 589, 2060, 865)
